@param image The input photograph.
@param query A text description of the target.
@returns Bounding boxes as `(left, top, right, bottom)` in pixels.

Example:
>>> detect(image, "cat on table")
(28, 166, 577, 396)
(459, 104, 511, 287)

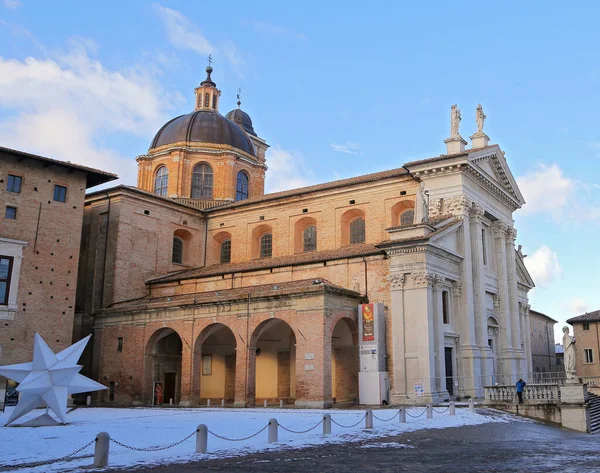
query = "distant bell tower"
(194, 55, 221, 111)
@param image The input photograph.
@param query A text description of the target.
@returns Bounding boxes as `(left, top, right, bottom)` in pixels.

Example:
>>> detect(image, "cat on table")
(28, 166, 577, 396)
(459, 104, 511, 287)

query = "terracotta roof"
(148, 243, 385, 284)
(403, 145, 495, 168)
(108, 278, 364, 312)
(0, 146, 118, 188)
(529, 309, 558, 324)
(85, 185, 208, 212)
(567, 310, 600, 324)
(206, 167, 412, 212)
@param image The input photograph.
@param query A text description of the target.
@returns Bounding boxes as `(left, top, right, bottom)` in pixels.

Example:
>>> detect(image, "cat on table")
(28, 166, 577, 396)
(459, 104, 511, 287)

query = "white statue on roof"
(450, 104, 461, 138)
(562, 326, 577, 380)
(476, 104, 486, 134)
(0, 333, 106, 426)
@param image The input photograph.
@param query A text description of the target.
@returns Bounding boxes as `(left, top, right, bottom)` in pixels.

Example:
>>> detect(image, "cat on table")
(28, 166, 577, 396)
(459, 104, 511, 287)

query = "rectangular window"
(0, 256, 14, 306)
(6, 175, 22, 193)
(481, 228, 488, 266)
(5, 206, 17, 220)
(442, 290, 450, 324)
(585, 349, 594, 364)
(202, 354, 212, 375)
(117, 337, 123, 352)
(53, 185, 67, 202)
(583, 323, 590, 331)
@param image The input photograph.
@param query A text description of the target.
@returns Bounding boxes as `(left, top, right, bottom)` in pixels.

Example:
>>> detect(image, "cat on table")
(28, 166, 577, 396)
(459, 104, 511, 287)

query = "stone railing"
(484, 384, 560, 405)
(582, 377, 600, 388)
(173, 198, 231, 210)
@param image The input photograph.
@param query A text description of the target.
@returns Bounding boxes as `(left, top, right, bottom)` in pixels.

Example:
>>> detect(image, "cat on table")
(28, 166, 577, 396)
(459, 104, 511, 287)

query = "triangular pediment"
(515, 250, 535, 289)
(469, 146, 525, 206)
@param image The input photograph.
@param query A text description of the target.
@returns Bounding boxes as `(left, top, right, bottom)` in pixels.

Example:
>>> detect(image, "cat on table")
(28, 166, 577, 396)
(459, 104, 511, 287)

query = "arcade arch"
(249, 319, 296, 404)
(144, 328, 182, 405)
(331, 318, 359, 404)
(193, 324, 237, 403)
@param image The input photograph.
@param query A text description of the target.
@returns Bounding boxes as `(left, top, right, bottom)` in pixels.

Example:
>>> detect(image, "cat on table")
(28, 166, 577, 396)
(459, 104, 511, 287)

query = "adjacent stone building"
(566, 310, 600, 379)
(76, 67, 536, 407)
(528, 309, 557, 380)
(0, 147, 116, 401)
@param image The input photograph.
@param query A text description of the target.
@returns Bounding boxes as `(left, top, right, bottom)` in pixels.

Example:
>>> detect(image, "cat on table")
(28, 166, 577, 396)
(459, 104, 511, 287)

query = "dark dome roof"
(225, 108, 256, 136)
(150, 110, 255, 156)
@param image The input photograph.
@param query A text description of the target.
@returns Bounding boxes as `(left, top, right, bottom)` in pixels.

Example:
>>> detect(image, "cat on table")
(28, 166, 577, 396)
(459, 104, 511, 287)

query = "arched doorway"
(144, 328, 182, 405)
(193, 324, 237, 404)
(250, 319, 296, 405)
(331, 318, 359, 404)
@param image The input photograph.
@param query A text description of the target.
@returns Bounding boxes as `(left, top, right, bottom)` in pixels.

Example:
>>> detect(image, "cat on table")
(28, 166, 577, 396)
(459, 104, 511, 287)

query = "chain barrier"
(406, 407, 428, 418)
(110, 430, 196, 452)
(432, 406, 450, 414)
(372, 410, 400, 422)
(279, 418, 324, 434)
(208, 423, 269, 442)
(0, 439, 96, 470)
(330, 413, 367, 429)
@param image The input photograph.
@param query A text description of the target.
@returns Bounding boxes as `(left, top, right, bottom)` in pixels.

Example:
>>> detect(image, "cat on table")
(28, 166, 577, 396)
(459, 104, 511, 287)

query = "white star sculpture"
(0, 333, 106, 426)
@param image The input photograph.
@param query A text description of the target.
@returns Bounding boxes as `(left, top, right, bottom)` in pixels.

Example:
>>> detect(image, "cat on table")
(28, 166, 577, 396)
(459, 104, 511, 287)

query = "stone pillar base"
(469, 131, 490, 149)
(444, 136, 468, 154)
(559, 383, 590, 433)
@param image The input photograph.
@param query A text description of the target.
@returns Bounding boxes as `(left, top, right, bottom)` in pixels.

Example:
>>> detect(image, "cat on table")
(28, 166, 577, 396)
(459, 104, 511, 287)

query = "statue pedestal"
(559, 383, 589, 433)
(469, 131, 490, 149)
(444, 136, 467, 155)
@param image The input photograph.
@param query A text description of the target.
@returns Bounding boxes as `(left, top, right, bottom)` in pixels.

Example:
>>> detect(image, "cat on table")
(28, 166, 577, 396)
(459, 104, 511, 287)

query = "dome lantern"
(194, 58, 221, 112)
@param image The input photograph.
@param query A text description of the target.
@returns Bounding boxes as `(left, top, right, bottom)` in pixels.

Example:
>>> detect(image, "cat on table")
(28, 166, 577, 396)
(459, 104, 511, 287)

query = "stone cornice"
(464, 162, 521, 211)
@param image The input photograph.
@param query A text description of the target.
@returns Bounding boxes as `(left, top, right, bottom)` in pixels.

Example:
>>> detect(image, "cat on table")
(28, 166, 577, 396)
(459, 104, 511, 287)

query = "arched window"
(400, 209, 414, 226)
(236, 171, 249, 201)
(172, 237, 183, 264)
(303, 226, 317, 252)
(220, 239, 231, 264)
(212, 94, 217, 109)
(349, 218, 365, 245)
(204, 93, 210, 108)
(154, 166, 168, 197)
(191, 163, 214, 199)
(259, 233, 272, 258)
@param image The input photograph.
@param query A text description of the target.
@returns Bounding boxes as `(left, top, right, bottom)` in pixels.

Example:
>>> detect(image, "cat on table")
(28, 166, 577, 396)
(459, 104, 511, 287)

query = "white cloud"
(265, 145, 315, 193)
(0, 40, 178, 184)
(524, 245, 562, 287)
(250, 21, 305, 40)
(153, 3, 245, 73)
(153, 3, 214, 56)
(567, 298, 589, 316)
(2, 0, 21, 9)
(516, 164, 574, 216)
(330, 142, 361, 154)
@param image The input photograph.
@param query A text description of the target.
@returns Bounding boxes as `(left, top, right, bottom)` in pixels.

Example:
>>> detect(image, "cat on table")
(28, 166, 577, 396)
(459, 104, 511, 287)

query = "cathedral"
(75, 65, 535, 407)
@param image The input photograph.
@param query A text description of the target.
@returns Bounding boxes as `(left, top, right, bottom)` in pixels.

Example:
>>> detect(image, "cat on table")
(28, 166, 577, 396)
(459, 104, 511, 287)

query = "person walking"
(516, 378, 526, 404)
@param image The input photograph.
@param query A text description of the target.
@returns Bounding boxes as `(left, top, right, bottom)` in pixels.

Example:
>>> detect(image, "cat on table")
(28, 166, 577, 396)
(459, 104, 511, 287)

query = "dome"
(150, 110, 255, 156)
(225, 108, 256, 136)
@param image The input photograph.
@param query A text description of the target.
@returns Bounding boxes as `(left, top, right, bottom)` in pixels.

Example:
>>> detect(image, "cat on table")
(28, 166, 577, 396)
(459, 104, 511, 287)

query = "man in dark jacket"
(516, 378, 526, 404)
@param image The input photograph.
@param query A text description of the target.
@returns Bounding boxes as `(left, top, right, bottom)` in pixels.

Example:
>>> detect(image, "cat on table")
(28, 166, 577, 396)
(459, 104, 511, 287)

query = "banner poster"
(361, 303, 375, 342)
(414, 382, 424, 397)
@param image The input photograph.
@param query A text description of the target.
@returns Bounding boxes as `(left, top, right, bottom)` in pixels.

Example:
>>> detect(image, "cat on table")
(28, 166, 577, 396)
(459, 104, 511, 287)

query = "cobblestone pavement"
(107, 412, 600, 473)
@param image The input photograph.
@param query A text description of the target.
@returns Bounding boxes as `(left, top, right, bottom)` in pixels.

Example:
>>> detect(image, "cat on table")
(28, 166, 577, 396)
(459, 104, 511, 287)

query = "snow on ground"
(0, 406, 523, 472)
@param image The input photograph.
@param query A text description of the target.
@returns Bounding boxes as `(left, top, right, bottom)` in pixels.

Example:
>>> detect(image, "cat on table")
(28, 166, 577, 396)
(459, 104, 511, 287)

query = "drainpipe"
(202, 213, 208, 267)
(363, 257, 369, 302)
(245, 292, 251, 406)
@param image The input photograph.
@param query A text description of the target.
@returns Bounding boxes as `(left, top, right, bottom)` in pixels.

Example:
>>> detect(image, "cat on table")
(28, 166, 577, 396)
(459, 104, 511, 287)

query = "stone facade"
(566, 311, 600, 379)
(529, 309, 558, 379)
(0, 147, 115, 398)
(73, 79, 535, 407)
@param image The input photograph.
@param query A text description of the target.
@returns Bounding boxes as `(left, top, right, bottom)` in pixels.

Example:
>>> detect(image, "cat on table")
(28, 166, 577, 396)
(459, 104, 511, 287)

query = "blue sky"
(1, 1, 599, 341)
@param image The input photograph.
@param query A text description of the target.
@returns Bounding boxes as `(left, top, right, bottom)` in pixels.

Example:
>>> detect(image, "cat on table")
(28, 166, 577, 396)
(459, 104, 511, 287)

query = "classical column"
(491, 221, 516, 382)
(433, 275, 447, 397)
(524, 304, 534, 377)
(469, 203, 491, 387)
(505, 227, 522, 363)
(388, 273, 408, 402)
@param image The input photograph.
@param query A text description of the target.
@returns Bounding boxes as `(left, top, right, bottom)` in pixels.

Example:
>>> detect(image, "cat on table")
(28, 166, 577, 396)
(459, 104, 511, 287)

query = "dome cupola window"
(154, 166, 168, 197)
(191, 163, 214, 199)
(236, 171, 249, 201)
